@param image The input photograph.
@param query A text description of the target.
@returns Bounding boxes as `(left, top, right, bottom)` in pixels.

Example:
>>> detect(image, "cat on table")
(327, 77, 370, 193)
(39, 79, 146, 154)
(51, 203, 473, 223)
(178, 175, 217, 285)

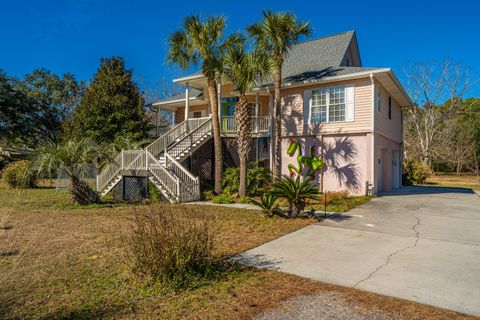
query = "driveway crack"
(353, 209, 421, 288)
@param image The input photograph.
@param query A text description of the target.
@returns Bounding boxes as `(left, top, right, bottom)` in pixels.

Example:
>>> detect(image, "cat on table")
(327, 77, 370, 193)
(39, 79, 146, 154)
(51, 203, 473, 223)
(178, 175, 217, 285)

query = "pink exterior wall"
(281, 133, 371, 195)
(374, 133, 402, 193)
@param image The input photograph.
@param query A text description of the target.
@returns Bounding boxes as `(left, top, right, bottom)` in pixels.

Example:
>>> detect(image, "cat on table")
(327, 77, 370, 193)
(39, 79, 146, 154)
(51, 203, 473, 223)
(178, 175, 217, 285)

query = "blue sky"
(1, 0, 479, 97)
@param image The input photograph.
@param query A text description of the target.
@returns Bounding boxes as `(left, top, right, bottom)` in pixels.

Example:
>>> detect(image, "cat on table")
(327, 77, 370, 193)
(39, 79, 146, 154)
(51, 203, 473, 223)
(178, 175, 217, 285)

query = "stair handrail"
(145, 151, 179, 200)
(97, 150, 123, 192)
(146, 121, 187, 157)
(164, 151, 200, 202)
(146, 116, 211, 158)
(168, 116, 212, 159)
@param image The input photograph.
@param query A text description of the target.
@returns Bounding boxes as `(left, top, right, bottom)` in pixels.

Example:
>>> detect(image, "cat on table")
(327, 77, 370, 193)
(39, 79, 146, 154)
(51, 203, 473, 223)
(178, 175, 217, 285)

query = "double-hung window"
(311, 89, 328, 123)
(310, 87, 345, 124)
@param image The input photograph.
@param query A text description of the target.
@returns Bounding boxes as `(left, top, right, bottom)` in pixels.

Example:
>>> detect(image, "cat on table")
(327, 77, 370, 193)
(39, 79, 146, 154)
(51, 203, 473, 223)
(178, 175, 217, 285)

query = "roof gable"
(280, 31, 361, 82)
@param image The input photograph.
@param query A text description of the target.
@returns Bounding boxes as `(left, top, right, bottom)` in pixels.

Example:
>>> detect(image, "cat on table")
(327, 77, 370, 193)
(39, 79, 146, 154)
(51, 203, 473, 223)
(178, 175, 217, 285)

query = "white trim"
(151, 97, 199, 107)
(307, 86, 347, 125)
(370, 73, 376, 194)
(173, 73, 204, 83)
(345, 84, 355, 122)
(185, 82, 190, 120)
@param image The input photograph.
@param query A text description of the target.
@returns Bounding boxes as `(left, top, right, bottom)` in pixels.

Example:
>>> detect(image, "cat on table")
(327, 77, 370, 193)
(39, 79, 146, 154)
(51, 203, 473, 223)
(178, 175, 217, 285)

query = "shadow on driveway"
(378, 186, 475, 197)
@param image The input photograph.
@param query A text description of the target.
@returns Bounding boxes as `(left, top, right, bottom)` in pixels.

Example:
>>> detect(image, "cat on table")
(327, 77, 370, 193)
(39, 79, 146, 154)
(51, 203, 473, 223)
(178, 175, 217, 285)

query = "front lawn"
(423, 173, 480, 190)
(0, 185, 471, 319)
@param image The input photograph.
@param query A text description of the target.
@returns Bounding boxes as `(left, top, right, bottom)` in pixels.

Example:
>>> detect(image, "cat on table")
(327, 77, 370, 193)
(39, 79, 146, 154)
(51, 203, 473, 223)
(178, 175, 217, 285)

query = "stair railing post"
(176, 177, 181, 203)
(145, 149, 148, 171)
(121, 149, 124, 170)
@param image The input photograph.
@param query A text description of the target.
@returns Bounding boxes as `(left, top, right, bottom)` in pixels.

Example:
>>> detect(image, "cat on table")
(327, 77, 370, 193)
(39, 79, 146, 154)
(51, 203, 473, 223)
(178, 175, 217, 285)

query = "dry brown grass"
(424, 173, 480, 190)
(0, 186, 475, 319)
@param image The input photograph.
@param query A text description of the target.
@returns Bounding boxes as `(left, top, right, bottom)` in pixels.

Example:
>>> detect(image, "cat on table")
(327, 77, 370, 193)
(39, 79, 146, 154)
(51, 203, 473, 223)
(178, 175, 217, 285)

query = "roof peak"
(294, 30, 355, 46)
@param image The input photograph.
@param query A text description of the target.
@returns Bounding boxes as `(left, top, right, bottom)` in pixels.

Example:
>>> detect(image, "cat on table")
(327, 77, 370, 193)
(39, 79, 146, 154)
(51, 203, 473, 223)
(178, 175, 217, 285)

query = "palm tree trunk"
(69, 175, 99, 205)
(272, 65, 282, 179)
(208, 79, 223, 194)
(236, 95, 252, 197)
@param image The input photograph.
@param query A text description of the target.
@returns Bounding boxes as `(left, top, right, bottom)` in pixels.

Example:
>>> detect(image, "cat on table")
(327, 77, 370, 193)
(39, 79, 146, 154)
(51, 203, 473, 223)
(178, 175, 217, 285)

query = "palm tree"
(167, 15, 240, 194)
(247, 11, 312, 179)
(223, 44, 272, 196)
(29, 138, 107, 204)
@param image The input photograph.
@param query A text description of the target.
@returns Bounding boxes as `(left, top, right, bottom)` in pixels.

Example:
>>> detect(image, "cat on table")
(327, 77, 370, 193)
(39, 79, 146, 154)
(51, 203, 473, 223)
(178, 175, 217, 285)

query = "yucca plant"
(270, 176, 320, 218)
(250, 193, 279, 217)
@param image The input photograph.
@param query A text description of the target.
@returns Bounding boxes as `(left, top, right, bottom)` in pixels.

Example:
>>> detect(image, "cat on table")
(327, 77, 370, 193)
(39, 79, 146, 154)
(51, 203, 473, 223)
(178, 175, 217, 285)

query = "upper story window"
(375, 87, 382, 112)
(388, 97, 392, 119)
(310, 87, 345, 124)
(192, 111, 202, 118)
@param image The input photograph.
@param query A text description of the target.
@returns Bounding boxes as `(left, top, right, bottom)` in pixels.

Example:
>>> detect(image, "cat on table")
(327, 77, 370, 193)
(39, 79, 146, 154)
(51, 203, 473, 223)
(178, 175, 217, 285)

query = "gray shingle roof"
(151, 30, 380, 104)
(257, 66, 380, 88)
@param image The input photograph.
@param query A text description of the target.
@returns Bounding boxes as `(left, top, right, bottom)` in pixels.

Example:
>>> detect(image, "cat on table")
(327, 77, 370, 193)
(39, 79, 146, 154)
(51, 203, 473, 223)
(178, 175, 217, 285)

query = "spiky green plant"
(250, 193, 279, 217)
(247, 10, 312, 179)
(29, 138, 108, 204)
(270, 176, 319, 218)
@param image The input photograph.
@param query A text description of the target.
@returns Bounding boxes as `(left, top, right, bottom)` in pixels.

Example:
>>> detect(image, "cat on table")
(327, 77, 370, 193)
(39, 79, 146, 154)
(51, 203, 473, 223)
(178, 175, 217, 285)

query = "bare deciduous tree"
(403, 60, 473, 165)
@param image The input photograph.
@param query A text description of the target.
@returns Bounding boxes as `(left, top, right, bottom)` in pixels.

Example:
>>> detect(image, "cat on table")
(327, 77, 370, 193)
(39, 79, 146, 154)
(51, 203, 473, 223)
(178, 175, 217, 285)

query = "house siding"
(374, 83, 403, 143)
(281, 78, 373, 137)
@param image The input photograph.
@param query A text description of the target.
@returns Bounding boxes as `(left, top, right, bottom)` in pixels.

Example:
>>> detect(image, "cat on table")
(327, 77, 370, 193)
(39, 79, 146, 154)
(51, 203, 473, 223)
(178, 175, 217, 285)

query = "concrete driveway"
(237, 187, 480, 316)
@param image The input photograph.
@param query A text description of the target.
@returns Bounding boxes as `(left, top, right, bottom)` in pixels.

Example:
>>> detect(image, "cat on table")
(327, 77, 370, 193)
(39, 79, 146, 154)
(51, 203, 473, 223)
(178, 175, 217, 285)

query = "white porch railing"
(146, 116, 211, 158)
(221, 116, 270, 134)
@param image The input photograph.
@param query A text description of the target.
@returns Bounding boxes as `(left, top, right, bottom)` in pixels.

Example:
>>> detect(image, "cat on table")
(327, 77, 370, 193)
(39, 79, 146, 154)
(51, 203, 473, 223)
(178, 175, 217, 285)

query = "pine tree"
(65, 57, 148, 143)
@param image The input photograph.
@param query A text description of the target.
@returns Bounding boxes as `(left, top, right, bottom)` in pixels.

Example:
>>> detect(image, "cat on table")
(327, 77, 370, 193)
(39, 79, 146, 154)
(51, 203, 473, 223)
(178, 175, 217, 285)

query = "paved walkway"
(237, 187, 480, 316)
(185, 201, 259, 210)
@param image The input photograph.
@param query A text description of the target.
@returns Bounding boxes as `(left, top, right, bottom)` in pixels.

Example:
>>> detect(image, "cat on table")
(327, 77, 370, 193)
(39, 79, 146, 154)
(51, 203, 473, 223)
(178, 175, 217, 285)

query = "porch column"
(217, 79, 222, 126)
(255, 92, 259, 132)
(184, 82, 190, 120)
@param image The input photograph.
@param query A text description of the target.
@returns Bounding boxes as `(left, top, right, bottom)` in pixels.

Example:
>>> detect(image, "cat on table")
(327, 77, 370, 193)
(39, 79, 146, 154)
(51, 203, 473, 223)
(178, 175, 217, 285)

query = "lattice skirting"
(183, 137, 271, 185)
(111, 176, 148, 202)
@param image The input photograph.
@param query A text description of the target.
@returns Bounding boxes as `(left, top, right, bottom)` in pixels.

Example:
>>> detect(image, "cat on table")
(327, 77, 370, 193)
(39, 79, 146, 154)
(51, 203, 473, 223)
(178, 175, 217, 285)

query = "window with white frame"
(310, 87, 345, 124)
(375, 87, 382, 112)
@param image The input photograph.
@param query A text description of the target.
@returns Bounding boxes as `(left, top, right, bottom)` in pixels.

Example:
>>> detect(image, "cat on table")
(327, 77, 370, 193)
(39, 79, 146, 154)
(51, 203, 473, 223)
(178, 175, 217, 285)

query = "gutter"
(172, 73, 204, 83)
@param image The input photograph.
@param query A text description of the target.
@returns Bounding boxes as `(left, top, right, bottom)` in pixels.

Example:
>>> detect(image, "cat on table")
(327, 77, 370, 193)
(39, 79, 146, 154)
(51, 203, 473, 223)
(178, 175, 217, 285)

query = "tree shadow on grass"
(38, 303, 134, 320)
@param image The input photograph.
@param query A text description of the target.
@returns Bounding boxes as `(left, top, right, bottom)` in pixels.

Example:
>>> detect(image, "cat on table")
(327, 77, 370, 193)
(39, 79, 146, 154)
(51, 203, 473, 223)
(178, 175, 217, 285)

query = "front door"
(377, 151, 383, 193)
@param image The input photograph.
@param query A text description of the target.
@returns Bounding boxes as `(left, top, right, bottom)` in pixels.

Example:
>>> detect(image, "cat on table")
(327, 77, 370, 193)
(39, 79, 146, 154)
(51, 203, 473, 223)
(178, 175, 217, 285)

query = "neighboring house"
(97, 30, 412, 202)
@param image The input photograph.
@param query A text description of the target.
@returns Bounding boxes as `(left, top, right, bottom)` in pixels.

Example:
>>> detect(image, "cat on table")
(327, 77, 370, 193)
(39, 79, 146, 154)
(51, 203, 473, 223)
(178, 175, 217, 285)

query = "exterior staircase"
(96, 116, 212, 203)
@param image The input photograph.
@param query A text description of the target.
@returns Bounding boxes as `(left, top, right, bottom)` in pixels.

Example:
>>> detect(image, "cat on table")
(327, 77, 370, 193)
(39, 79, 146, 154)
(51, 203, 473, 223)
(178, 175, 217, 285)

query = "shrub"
(250, 193, 279, 217)
(403, 160, 432, 185)
(221, 161, 270, 196)
(211, 194, 234, 204)
(126, 205, 217, 288)
(1, 160, 36, 188)
(237, 196, 251, 204)
(270, 176, 320, 218)
(148, 181, 163, 203)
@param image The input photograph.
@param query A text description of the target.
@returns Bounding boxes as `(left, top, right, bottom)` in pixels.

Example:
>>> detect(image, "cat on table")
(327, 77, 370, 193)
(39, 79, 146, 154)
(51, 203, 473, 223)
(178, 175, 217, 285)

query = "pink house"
(97, 31, 412, 202)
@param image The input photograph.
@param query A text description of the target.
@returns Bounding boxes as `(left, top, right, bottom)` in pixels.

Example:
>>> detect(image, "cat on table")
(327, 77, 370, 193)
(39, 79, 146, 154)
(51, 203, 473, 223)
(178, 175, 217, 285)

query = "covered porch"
(150, 74, 272, 137)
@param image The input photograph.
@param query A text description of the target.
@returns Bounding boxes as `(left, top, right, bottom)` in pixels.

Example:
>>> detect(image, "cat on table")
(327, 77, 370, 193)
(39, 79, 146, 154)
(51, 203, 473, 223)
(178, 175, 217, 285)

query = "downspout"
(370, 73, 375, 195)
